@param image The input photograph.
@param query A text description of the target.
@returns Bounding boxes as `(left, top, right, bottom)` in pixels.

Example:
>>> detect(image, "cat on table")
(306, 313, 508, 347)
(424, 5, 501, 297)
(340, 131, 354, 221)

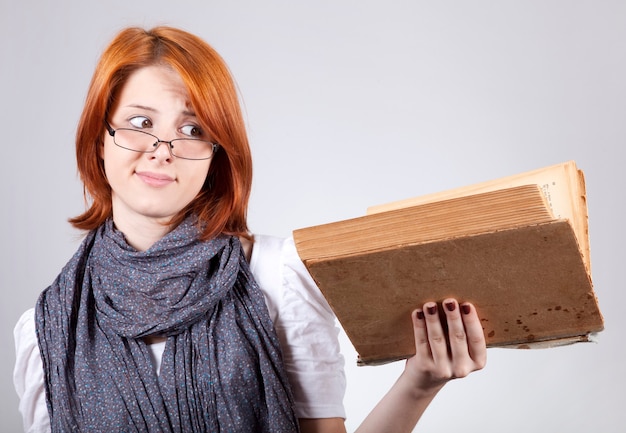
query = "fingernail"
(445, 301, 456, 312)
(416, 310, 425, 320)
(426, 305, 437, 315)
(461, 304, 471, 315)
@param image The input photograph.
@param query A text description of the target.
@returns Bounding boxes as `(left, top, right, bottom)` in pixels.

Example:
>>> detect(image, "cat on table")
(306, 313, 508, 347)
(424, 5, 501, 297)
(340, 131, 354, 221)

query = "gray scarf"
(35, 218, 299, 432)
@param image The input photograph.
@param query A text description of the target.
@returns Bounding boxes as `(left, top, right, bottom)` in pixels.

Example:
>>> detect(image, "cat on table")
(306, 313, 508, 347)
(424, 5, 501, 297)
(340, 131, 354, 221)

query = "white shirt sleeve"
(13, 308, 51, 433)
(250, 235, 346, 419)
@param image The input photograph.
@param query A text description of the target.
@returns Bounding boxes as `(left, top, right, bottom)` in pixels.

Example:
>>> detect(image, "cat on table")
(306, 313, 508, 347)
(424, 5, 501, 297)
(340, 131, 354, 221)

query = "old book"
(293, 161, 604, 366)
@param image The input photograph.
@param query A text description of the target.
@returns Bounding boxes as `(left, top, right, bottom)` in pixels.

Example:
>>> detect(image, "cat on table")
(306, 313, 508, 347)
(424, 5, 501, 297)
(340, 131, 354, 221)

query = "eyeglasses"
(104, 121, 219, 160)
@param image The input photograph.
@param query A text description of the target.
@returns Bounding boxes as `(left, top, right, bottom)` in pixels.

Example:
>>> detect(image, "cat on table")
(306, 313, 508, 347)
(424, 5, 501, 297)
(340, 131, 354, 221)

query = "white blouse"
(13, 235, 346, 433)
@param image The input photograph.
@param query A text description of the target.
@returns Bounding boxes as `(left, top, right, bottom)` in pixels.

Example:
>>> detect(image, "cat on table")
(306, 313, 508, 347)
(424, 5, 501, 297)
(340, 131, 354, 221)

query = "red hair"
(69, 26, 252, 240)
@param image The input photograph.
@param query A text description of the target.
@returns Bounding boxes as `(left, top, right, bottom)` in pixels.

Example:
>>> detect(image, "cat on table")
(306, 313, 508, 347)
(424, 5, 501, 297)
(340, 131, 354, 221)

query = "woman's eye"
(181, 124, 203, 138)
(129, 116, 152, 129)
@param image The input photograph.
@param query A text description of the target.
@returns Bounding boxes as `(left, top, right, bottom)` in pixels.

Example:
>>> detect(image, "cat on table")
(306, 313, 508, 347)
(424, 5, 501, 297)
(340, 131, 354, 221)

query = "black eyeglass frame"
(104, 121, 219, 161)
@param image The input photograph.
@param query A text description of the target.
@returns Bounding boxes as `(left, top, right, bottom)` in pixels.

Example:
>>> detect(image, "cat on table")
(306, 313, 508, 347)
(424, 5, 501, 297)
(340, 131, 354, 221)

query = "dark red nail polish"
(461, 304, 471, 315)
(426, 305, 437, 315)
(445, 301, 456, 312)
(416, 310, 425, 320)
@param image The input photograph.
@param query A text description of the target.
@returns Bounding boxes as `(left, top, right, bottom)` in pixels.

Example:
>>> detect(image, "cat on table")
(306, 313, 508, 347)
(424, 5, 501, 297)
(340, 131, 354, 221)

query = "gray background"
(1, 1, 624, 431)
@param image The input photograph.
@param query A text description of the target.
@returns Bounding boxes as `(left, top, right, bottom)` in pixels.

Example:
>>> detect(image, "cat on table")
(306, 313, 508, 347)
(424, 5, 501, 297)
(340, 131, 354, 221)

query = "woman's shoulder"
(249, 234, 320, 295)
(248, 235, 291, 319)
(14, 308, 39, 381)
(250, 233, 335, 320)
(14, 308, 37, 349)
(249, 234, 291, 259)
(248, 234, 292, 287)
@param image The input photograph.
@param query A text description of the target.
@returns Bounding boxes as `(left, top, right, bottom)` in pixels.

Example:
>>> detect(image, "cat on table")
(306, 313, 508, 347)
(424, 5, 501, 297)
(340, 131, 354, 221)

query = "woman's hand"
(355, 298, 486, 433)
(405, 298, 487, 396)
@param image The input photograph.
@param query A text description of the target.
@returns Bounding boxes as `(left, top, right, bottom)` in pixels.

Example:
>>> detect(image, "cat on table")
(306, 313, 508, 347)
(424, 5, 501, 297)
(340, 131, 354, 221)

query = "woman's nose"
(150, 140, 174, 161)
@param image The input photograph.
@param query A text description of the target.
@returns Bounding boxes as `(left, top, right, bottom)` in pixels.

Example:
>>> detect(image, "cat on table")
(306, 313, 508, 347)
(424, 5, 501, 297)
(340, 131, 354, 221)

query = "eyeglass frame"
(104, 120, 219, 161)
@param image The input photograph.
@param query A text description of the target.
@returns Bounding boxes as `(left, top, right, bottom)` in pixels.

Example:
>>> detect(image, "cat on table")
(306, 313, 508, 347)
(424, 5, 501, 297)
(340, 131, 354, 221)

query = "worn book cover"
(293, 161, 604, 365)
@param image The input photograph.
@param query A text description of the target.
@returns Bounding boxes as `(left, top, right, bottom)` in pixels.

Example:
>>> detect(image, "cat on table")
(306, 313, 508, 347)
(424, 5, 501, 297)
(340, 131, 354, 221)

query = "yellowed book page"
(295, 185, 553, 262)
(366, 161, 590, 270)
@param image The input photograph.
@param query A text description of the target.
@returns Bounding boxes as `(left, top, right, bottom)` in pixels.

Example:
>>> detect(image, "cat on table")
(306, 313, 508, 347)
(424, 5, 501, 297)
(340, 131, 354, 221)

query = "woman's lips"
(135, 171, 175, 187)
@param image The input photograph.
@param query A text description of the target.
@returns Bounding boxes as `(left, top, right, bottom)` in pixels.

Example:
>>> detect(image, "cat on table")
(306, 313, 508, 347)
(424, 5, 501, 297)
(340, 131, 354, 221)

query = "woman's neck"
(112, 215, 172, 252)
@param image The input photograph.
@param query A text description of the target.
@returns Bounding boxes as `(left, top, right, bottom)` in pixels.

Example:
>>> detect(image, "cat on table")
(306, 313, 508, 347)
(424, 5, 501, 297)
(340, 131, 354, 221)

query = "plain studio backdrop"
(1, 1, 624, 432)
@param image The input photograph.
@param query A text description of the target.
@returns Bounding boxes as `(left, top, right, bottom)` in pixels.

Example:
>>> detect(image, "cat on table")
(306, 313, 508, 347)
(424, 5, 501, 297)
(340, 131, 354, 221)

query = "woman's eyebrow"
(123, 104, 158, 112)
(121, 104, 197, 118)
(116, 103, 197, 118)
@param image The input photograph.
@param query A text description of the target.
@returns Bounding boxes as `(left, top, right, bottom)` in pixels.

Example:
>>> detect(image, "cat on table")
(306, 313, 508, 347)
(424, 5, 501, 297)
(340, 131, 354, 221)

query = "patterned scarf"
(35, 218, 299, 432)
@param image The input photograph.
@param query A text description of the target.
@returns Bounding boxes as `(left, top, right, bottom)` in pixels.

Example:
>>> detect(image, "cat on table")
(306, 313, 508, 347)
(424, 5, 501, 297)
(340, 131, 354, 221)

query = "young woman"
(13, 26, 486, 433)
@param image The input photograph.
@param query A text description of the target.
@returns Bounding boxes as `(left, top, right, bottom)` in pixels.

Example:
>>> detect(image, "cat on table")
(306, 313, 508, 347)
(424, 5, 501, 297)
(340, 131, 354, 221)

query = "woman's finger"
(411, 309, 433, 360)
(441, 298, 471, 363)
(459, 302, 487, 368)
(422, 301, 450, 366)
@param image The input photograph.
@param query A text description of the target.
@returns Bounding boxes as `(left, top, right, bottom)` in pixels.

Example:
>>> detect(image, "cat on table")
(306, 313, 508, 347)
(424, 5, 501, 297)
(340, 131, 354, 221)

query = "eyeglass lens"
(113, 129, 216, 160)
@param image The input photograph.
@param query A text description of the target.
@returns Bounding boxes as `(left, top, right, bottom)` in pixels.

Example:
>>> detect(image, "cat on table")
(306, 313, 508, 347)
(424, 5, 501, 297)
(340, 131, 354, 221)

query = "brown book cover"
(293, 161, 604, 366)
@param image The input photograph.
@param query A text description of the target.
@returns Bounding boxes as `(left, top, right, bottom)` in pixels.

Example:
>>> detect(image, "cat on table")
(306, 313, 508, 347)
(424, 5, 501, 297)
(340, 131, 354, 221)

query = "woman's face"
(103, 65, 213, 228)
